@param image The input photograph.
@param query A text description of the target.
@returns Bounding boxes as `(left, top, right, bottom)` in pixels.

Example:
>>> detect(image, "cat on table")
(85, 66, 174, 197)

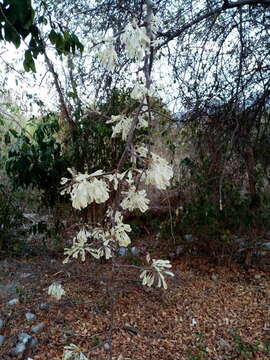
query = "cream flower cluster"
(121, 20, 150, 61)
(48, 283, 66, 300)
(111, 211, 132, 247)
(121, 185, 150, 213)
(144, 153, 173, 190)
(130, 82, 149, 101)
(107, 115, 133, 140)
(63, 344, 89, 360)
(107, 114, 148, 141)
(63, 210, 132, 264)
(63, 228, 95, 263)
(135, 147, 174, 190)
(61, 170, 109, 210)
(98, 42, 117, 72)
(140, 256, 174, 290)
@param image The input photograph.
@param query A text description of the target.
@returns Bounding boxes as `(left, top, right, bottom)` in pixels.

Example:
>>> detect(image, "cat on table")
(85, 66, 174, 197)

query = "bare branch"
(158, 0, 270, 47)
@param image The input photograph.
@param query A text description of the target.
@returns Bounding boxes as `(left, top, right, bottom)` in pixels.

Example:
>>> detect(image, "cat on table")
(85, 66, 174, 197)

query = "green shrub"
(5, 113, 69, 206)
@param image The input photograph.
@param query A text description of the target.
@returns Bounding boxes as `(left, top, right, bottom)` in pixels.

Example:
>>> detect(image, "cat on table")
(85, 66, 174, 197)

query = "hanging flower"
(140, 257, 174, 289)
(121, 20, 150, 61)
(70, 177, 109, 210)
(98, 42, 117, 71)
(144, 153, 173, 190)
(111, 211, 132, 247)
(121, 185, 150, 213)
(63, 228, 94, 263)
(107, 115, 133, 140)
(48, 283, 66, 300)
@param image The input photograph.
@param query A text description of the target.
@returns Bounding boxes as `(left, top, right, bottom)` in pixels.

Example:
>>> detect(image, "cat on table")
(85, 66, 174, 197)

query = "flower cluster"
(140, 256, 174, 290)
(61, 169, 109, 210)
(48, 283, 66, 300)
(98, 42, 117, 72)
(107, 114, 148, 141)
(121, 185, 150, 213)
(135, 146, 174, 190)
(144, 153, 174, 190)
(130, 82, 149, 101)
(121, 20, 150, 61)
(63, 228, 94, 263)
(62, 209, 133, 264)
(63, 344, 89, 360)
(107, 115, 133, 140)
(111, 211, 132, 247)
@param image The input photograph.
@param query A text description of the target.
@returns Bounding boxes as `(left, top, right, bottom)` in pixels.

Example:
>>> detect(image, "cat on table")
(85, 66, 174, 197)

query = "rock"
(31, 322, 45, 334)
(30, 337, 38, 348)
(0, 319, 4, 329)
(211, 273, 219, 281)
(0, 281, 20, 299)
(103, 342, 110, 351)
(254, 274, 262, 280)
(176, 245, 185, 256)
(118, 247, 128, 256)
(10, 342, 26, 357)
(19, 273, 32, 279)
(18, 333, 32, 345)
(25, 312, 36, 321)
(39, 302, 49, 310)
(8, 298, 19, 306)
(184, 234, 193, 242)
(235, 238, 248, 251)
(0, 335, 6, 346)
(217, 338, 231, 349)
(131, 247, 139, 256)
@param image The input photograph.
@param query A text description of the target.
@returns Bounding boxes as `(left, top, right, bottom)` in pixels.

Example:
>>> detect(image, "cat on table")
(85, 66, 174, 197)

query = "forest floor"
(0, 253, 270, 360)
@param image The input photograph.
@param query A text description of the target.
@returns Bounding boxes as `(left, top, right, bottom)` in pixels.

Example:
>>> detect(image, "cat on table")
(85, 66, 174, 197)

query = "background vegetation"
(0, 0, 270, 264)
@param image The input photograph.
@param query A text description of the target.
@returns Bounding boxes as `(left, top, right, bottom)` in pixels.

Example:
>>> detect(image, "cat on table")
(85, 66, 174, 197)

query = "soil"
(0, 255, 270, 360)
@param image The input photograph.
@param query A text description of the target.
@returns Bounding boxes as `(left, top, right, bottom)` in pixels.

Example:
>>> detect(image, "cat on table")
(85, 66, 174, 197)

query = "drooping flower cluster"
(144, 153, 174, 190)
(106, 114, 148, 141)
(140, 255, 174, 290)
(135, 146, 174, 190)
(48, 283, 66, 300)
(121, 185, 150, 213)
(62, 209, 132, 264)
(121, 20, 150, 61)
(63, 228, 95, 263)
(107, 115, 133, 140)
(61, 169, 109, 210)
(111, 211, 132, 247)
(63, 344, 89, 360)
(98, 42, 117, 72)
(130, 82, 149, 101)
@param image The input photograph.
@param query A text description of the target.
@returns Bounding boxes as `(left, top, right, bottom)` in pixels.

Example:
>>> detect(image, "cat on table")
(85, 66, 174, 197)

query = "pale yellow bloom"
(48, 283, 66, 300)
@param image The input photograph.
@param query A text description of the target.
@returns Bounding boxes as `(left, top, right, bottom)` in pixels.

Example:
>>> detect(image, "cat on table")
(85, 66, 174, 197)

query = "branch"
(43, 49, 74, 128)
(224, 0, 270, 8)
(157, 0, 270, 47)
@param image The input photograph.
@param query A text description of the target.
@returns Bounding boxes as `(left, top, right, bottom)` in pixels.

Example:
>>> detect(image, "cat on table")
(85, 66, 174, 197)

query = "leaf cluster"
(5, 113, 69, 205)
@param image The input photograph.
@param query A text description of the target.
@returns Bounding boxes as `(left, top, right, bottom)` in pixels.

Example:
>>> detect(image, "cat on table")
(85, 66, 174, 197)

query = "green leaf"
(67, 92, 76, 99)
(4, 24, 21, 48)
(23, 49, 36, 72)
(9, 128, 18, 138)
(4, 132, 11, 145)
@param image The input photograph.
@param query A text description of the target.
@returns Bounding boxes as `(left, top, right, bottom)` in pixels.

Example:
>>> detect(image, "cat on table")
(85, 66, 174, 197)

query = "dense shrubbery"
(5, 113, 68, 205)
(156, 104, 270, 261)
